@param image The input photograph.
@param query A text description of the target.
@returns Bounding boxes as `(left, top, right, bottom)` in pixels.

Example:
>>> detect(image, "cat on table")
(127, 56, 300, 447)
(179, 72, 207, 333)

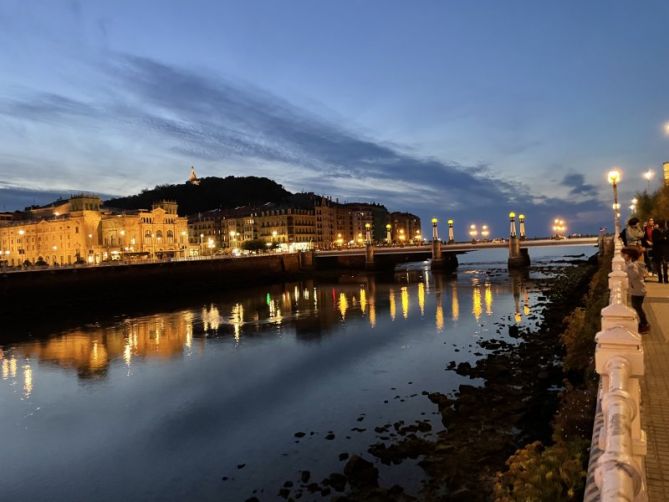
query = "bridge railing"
(585, 238, 647, 502)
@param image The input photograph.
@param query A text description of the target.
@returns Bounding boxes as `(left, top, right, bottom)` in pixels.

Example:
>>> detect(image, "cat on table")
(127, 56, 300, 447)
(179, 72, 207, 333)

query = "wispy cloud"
(0, 53, 608, 232)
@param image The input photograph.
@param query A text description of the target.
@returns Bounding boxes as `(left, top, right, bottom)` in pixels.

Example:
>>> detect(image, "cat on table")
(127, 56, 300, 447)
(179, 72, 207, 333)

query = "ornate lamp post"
(447, 219, 454, 243)
(431, 218, 438, 241)
(518, 214, 526, 240)
(508, 212, 517, 238)
(365, 223, 372, 244)
(480, 225, 490, 241)
(607, 169, 621, 237)
(643, 169, 655, 191)
(385, 224, 392, 245)
(469, 224, 478, 243)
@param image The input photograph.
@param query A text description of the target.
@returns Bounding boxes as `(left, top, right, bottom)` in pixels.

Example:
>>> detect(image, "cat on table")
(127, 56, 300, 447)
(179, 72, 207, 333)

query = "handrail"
(585, 238, 647, 501)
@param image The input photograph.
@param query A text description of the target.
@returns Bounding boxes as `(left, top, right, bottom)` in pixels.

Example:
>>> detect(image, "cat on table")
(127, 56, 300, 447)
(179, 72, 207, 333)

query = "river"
(0, 244, 595, 501)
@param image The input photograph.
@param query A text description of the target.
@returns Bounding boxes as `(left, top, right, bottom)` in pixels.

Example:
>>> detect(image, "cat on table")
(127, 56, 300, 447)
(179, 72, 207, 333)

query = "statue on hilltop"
(189, 166, 200, 186)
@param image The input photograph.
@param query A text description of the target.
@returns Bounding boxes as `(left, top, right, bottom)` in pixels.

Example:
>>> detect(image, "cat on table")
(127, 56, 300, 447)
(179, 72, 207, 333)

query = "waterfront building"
(0, 196, 190, 266)
(101, 201, 190, 260)
(253, 207, 317, 250)
(389, 212, 423, 244)
(0, 195, 103, 266)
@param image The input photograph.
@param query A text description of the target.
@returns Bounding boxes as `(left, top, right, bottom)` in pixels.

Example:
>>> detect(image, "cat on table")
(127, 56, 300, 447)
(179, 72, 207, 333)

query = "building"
(389, 212, 423, 244)
(101, 201, 190, 260)
(0, 195, 190, 267)
(0, 195, 103, 266)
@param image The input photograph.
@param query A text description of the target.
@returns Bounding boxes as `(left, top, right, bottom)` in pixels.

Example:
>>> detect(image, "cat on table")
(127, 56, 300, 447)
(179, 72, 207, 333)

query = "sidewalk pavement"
(640, 279, 669, 501)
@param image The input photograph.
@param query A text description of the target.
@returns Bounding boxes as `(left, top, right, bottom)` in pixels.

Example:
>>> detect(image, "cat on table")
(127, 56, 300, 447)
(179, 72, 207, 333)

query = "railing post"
(594, 325, 646, 500)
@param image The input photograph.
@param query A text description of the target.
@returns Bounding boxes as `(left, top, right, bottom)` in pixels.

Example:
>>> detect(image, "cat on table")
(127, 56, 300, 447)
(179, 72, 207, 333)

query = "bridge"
(314, 236, 599, 271)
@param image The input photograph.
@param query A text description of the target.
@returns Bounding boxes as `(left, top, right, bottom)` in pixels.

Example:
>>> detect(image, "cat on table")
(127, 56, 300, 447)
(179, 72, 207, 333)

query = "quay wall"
(0, 254, 305, 317)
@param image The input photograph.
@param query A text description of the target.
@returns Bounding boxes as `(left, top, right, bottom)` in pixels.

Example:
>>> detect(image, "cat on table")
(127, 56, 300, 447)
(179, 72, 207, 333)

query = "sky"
(1, 0, 668, 237)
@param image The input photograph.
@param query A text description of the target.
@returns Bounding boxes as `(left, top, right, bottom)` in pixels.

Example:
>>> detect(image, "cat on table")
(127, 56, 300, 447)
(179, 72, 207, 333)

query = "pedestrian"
(652, 220, 669, 284)
(621, 246, 650, 334)
(625, 217, 644, 247)
(642, 218, 655, 274)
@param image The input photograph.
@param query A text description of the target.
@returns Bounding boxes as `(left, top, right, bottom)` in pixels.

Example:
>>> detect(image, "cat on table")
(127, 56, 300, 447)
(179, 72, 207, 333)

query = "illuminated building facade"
(389, 212, 423, 244)
(0, 196, 190, 266)
(101, 201, 190, 260)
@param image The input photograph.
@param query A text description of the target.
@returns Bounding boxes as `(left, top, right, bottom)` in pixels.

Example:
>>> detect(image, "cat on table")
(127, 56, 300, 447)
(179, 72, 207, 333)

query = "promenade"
(641, 280, 669, 500)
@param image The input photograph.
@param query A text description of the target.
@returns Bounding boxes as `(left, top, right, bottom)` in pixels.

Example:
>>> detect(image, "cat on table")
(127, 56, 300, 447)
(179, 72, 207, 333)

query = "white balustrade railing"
(587, 237, 647, 501)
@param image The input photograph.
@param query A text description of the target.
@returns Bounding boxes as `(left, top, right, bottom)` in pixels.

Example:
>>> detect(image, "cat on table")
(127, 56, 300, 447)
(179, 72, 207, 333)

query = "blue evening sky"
(1, 0, 668, 236)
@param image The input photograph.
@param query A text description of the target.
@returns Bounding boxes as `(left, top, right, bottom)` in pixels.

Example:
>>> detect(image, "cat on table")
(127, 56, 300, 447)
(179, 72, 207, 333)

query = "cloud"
(561, 173, 598, 197)
(0, 53, 609, 233)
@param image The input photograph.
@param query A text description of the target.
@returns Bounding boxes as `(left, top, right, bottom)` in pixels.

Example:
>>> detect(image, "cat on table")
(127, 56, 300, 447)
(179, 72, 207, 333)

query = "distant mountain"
(105, 176, 292, 215)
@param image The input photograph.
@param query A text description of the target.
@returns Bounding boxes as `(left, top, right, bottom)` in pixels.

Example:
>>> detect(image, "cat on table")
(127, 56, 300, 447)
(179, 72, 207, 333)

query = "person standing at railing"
(621, 246, 650, 334)
(652, 220, 669, 284)
(642, 218, 655, 276)
(625, 217, 644, 247)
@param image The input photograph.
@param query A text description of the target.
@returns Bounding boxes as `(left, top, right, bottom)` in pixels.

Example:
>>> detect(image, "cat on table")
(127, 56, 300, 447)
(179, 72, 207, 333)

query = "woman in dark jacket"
(652, 220, 669, 284)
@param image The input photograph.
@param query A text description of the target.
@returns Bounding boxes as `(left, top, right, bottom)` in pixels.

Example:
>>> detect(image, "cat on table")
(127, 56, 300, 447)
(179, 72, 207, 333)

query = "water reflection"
(1, 270, 536, 395)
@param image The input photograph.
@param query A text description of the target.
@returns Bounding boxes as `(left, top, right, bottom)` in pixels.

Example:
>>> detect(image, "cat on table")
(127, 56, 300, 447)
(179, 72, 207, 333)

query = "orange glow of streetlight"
(607, 169, 621, 185)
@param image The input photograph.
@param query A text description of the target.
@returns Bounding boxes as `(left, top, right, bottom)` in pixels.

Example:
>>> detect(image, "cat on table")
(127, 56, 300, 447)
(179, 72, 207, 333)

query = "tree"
(241, 239, 268, 252)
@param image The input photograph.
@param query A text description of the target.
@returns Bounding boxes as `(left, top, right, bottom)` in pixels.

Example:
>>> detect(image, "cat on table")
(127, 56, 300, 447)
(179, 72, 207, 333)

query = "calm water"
(0, 245, 594, 501)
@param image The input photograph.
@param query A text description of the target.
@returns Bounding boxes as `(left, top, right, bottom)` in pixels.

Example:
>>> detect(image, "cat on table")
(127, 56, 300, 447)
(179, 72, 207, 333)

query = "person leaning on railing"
(621, 246, 650, 334)
(624, 217, 644, 247)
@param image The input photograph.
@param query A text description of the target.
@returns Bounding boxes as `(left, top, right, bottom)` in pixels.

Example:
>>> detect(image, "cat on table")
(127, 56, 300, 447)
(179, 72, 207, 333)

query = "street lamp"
(607, 169, 621, 236)
(365, 223, 372, 244)
(431, 217, 438, 241)
(643, 169, 655, 191)
(447, 219, 454, 243)
(469, 224, 478, 243)
(552, 218, 566, 239)
(385, 224, 392, 245)
(480, 225, 490, 241)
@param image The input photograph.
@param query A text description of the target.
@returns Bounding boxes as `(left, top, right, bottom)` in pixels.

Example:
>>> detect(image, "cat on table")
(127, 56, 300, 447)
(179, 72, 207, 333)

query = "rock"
(325, 433, 335, 440)
(338, 452, 349, 461)
(294, 432, 305, 438)
(328, 473, 347, 492)
(283, 481, 293, 488)
(300, 470, 311, 483)
(237, 464, 246, 469)
(278, 487, 290, 499)
(343, 455, 379, 489)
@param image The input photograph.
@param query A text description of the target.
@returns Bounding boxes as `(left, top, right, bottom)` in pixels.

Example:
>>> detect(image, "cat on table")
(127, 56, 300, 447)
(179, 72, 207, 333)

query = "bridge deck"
(641, 280, 669, 501)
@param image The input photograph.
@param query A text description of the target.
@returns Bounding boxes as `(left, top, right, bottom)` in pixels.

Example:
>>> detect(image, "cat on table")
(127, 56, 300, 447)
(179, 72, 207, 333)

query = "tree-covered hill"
(104, 176, 293, 215)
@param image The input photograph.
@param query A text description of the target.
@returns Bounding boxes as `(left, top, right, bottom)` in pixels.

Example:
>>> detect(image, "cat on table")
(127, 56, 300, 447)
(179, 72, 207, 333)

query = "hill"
(105, 176, 292, 215)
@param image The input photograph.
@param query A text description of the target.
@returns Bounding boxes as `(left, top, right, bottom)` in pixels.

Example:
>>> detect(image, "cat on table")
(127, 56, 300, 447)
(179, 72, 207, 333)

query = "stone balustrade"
(585, 238, 647, 501)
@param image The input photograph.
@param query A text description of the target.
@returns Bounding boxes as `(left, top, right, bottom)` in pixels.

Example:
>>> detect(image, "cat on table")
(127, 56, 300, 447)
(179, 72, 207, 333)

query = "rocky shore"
(257, 255, 603, 501)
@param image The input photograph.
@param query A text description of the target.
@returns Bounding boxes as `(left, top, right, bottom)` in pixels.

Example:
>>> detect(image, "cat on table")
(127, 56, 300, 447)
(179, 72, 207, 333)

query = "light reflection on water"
(0, 246, 591, 501)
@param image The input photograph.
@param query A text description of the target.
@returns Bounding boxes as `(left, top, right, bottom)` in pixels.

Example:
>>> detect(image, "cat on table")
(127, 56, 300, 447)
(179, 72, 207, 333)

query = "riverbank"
(262, 252, 607, 501)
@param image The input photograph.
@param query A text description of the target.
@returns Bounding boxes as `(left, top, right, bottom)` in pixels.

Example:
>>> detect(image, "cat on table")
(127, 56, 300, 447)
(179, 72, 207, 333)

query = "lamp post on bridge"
(509, 212, 517, 238)
(365, 223, 372, 244)
(518, 214, 526, 240)
(447, 219, 454, 244)
(385, 224, 392, 245)
(431, 218, 443, 268)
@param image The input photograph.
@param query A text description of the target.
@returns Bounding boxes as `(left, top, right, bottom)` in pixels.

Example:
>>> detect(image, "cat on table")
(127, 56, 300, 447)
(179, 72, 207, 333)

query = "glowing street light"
(607, 169, 622, 236)
(431, 217, 438, 241)
(552, 218, 567, 239)
(385, 224, 392, 245)
(447, 219, 454, 243)
(480, 225, 490, 240)
(643, 169, 655, 191)
(469, 224, 478, 243)
(365, 223, 372, 244)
